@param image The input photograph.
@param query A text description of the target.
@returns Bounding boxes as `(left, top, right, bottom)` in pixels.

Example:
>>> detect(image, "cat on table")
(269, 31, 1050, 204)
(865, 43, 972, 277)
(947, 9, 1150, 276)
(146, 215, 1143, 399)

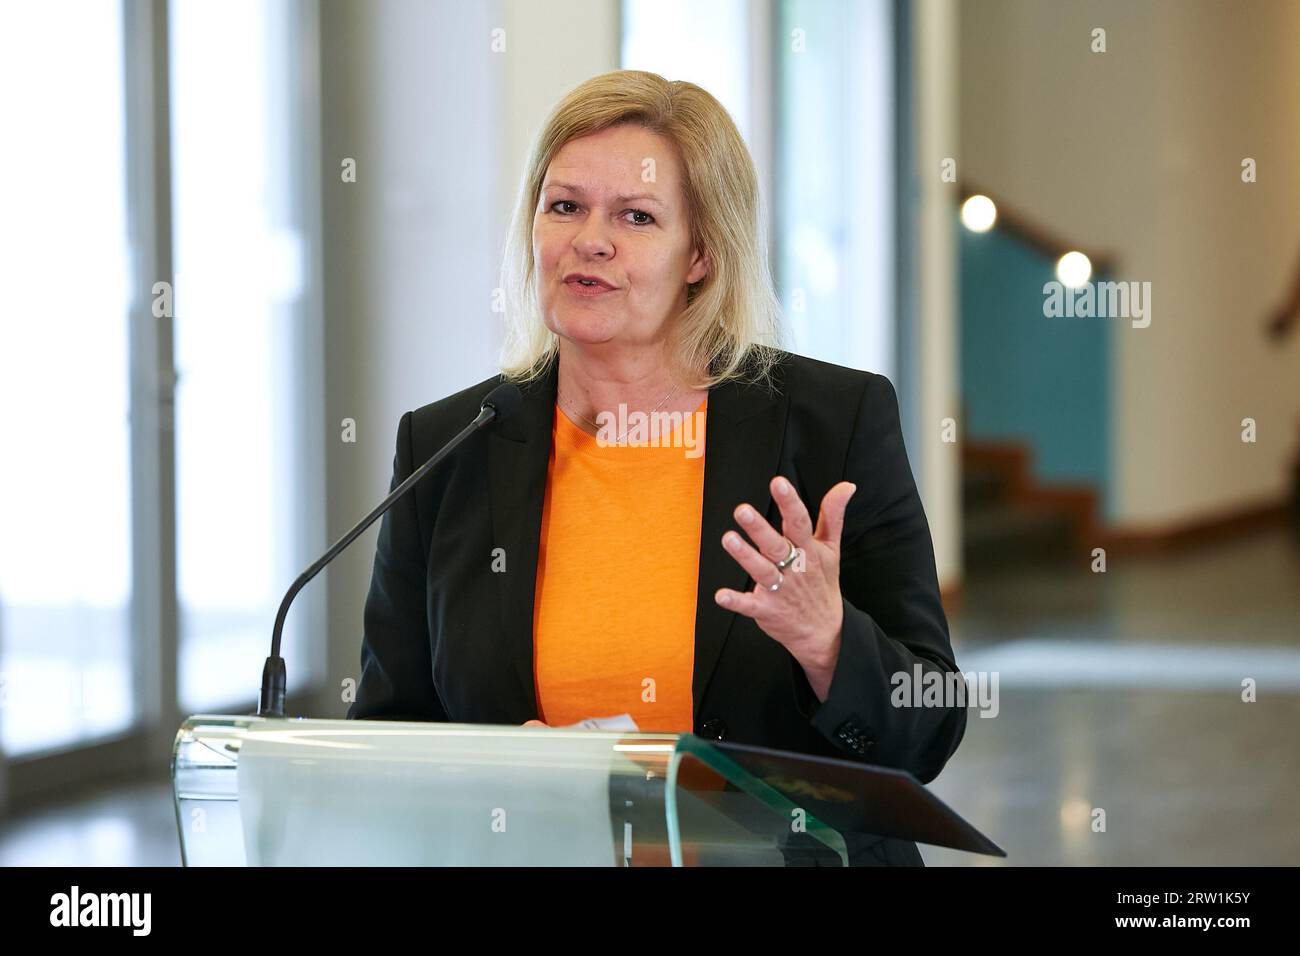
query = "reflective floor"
(0, 775, 179, 867)
(925, 524, 1300, 865)
(2, 525, 1297, 866)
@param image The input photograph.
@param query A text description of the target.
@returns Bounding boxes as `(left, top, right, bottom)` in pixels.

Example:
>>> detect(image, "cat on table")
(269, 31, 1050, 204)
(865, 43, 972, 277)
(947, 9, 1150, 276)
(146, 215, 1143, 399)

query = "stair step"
(963, 501, 1076, 568)
(963, 462, 1009, 509)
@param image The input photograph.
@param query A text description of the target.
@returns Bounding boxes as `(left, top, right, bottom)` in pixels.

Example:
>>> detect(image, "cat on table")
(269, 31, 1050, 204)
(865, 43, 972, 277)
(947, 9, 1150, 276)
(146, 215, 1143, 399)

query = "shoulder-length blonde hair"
(498, 69, 786, 390)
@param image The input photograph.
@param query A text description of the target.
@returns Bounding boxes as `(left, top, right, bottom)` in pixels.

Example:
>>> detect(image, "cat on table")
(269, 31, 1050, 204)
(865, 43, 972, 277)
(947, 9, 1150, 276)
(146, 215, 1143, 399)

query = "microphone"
(256, 382, 523, 717)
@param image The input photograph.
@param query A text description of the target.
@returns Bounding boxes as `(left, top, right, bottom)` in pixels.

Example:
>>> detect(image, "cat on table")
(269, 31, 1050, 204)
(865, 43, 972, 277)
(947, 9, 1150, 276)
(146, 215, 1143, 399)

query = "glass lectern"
(172, 715, 1003, 866)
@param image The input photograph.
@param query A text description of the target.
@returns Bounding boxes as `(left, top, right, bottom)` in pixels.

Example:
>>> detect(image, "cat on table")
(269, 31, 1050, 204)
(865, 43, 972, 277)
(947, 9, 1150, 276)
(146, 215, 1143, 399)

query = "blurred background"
(1, 0, 1297, 866)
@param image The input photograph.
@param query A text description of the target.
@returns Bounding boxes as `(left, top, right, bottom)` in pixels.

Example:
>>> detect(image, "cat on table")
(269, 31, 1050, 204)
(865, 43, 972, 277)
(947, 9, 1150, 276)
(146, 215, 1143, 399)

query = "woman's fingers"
(814, 482, 857, 546)
(714, 586, 765, 617)
(770, 476, 815, 546)
(733, 475, 812, 565)
(722, 529, 785, 589)
(731, 501, 790, 564)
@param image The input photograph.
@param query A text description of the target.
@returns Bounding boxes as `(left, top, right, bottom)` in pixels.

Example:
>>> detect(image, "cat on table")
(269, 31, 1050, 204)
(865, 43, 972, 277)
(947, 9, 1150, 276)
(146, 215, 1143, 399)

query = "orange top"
(532, 397, 708, 732)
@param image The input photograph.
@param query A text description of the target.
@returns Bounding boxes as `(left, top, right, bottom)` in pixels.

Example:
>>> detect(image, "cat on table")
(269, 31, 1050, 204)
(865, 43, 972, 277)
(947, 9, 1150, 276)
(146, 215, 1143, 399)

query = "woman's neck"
(555, 346, 708, 438)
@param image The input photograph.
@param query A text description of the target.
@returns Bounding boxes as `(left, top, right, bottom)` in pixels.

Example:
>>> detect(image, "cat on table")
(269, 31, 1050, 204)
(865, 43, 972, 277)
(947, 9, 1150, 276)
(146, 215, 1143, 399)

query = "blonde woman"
(349, 70, 966, 866)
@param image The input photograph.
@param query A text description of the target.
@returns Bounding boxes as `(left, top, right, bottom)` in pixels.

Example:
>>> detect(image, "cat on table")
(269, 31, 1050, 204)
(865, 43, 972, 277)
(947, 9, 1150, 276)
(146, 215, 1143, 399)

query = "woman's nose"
(573, 219, 614, 257)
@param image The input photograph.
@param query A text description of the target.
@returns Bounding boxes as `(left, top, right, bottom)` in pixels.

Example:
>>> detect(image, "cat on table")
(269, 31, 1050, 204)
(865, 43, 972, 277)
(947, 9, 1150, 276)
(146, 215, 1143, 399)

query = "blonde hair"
(498, 69, 786, 390)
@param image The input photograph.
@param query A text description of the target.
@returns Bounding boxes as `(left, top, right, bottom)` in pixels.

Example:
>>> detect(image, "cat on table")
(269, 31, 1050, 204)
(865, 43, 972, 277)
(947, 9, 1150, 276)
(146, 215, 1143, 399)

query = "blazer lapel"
(690, 372, 789, 722)
(486, 360, 558, 719)
(484, 355, 790, 726)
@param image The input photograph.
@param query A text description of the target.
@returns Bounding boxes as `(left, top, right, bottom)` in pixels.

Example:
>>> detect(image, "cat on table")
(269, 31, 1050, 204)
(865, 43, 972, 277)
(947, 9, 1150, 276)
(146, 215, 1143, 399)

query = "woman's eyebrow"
(544, 182, 666, 207)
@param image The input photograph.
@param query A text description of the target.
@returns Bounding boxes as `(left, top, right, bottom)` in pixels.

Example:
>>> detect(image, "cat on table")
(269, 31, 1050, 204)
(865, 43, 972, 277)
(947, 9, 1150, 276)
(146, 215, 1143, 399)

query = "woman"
(347, 70, 966, 866)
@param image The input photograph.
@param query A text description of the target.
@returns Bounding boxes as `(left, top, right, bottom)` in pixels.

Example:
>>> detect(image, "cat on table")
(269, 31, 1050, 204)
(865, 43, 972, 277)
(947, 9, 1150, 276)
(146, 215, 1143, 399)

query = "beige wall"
(960, 0, 1300, 527)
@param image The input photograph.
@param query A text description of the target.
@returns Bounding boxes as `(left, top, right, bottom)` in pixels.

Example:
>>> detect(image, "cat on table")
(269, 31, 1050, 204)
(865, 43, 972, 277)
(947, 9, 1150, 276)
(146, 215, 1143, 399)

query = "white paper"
(563, 713, 640, 731)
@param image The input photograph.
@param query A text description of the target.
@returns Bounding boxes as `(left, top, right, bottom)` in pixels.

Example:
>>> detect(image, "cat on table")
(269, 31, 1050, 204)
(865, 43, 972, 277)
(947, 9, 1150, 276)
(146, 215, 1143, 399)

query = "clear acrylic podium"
(172, 715, 1003, 866)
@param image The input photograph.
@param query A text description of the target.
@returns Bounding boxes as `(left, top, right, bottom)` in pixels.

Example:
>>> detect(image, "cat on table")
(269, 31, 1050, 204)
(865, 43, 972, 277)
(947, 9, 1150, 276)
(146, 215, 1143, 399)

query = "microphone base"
(257, 656, 288, 717)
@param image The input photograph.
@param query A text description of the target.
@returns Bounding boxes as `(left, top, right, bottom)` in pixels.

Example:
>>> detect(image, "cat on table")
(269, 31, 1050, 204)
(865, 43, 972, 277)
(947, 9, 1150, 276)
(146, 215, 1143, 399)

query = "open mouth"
(566, 278, 616, 295)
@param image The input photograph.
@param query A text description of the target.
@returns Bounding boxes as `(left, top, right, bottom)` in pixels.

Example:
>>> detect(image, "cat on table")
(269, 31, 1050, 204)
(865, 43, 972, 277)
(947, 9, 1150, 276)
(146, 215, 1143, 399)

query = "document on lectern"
(564, 713, 640, 731)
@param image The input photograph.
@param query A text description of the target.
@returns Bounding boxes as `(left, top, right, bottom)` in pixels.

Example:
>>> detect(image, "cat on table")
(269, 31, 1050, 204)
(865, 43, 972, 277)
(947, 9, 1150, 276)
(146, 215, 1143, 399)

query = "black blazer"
(347, 349, 967, 866)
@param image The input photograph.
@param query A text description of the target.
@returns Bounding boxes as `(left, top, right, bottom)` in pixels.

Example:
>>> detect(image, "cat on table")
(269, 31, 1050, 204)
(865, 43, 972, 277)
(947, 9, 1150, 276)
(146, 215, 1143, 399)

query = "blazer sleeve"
(791, 373, 966, 784)
(346, 410, 450, 722)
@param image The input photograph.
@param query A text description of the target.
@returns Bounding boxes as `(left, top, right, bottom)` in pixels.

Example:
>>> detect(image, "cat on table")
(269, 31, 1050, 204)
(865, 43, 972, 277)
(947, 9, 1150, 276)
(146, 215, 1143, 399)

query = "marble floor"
(3, 526, 1298, 866)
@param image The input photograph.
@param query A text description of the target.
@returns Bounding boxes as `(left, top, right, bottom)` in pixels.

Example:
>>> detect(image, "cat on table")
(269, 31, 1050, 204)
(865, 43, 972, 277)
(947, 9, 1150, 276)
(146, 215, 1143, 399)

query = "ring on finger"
(774, 538, 800, 571)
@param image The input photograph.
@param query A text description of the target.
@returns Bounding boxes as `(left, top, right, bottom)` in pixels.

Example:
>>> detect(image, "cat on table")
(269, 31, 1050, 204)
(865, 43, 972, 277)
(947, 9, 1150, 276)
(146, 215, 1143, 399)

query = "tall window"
(170, 0, 314, 711)
(774, 0, 895, 378)
(0, 1, 135, 755)
(621, 0, 754, 145)
(621, 0, 897, 378)
(0, 0, 319, 763)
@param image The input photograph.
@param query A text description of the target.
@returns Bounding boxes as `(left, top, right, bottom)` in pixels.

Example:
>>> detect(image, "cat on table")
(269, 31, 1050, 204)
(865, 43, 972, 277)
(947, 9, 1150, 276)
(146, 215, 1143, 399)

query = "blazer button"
(700, 719, 727, 740)
(834, 720, 873, 755)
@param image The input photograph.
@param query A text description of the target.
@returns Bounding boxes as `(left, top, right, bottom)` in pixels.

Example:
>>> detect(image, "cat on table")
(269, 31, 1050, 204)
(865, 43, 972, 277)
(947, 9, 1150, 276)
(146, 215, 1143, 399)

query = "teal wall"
(959, 221, 1112, 518)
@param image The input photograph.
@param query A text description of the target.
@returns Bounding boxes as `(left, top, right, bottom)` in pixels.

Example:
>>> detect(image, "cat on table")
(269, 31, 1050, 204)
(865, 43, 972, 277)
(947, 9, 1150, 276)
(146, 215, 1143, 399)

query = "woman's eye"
(548, 201, 653, 226)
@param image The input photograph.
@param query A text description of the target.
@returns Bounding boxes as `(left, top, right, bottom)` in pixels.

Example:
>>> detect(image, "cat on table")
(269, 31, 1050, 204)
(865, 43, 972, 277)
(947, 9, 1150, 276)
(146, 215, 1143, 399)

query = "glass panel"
(173, 718, 1000, 865)
(170, 0, 310, 711)
(175, 718, 851, 866)
(172, 715, 247, 866)
(0, 0, 134, 755)
(667, 735, 849, 866)
(621, 0, 753, 144)
(173, 716, 683, 866)
(680, 737, 1007, 860)
(775, 0, 895, 378)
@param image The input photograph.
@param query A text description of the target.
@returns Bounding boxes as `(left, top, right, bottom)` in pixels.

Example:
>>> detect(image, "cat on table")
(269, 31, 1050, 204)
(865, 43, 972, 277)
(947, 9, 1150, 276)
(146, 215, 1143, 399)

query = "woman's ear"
(687, 247, 711, 285)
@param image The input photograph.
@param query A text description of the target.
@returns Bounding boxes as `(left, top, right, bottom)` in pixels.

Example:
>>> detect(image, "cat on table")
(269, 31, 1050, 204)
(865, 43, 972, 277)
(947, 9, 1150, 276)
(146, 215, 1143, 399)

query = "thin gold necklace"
(558, 384, 678, 443)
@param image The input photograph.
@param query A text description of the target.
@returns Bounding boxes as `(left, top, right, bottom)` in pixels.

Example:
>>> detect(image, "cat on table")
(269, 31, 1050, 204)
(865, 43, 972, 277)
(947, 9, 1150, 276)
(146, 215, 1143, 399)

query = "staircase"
(962, 446, 1094, 570)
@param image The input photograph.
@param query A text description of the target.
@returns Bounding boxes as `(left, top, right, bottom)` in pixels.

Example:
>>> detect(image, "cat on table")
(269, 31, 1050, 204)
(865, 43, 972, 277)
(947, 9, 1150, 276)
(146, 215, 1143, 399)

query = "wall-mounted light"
(1056, 250, 1092, 288)
(960, 194, 997, 233)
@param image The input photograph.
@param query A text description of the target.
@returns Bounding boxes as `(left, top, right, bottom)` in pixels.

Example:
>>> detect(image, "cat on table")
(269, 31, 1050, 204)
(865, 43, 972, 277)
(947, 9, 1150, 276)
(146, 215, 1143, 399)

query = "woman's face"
(533, 124, 708, 355)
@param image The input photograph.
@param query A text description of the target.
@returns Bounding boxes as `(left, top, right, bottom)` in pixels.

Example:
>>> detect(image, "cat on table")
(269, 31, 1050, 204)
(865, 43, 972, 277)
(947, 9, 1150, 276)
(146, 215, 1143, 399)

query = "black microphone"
(256, 382, 523, 717)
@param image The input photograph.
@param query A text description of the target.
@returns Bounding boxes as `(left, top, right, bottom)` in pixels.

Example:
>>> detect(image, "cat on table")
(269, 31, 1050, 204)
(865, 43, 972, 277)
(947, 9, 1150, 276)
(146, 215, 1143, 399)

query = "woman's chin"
(549, 315, 622, 346)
